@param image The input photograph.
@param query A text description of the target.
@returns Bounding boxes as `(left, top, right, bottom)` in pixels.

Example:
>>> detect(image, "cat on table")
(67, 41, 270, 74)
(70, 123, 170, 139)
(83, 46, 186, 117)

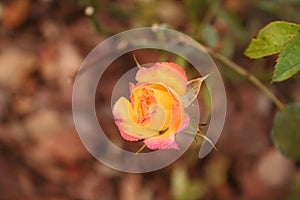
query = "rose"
(112, 62, 190, 150)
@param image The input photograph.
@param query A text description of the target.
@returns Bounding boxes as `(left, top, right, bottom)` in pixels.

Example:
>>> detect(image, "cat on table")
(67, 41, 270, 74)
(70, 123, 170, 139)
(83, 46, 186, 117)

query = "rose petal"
(131, 83, 173, 129)
(112, 97, 159, 139)
(136, 62, 188, 96)
(169, 101, 183, 133)
(119, 129, 140, 141)
(161, 62, 187, 78)
(144, 133, 179, 150)
(144, 113, 189, 150)
(152, 84, 177, 111)
(178, 113, 190, 132)
(147, 104, 167, 131)
(143, 102, 184, 150)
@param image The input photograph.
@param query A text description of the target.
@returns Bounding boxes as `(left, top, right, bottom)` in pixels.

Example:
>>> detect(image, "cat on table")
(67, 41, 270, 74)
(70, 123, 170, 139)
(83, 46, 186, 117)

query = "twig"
(203, 46, 285, 110)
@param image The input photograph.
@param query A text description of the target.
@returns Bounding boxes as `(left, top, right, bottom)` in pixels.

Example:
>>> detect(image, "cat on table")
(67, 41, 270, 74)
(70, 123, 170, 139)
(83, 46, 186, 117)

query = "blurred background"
(1, 0, 300, 199)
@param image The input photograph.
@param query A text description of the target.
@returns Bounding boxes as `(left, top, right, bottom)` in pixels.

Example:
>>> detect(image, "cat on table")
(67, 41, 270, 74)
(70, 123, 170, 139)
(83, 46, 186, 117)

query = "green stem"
(204, 46, 285, 110)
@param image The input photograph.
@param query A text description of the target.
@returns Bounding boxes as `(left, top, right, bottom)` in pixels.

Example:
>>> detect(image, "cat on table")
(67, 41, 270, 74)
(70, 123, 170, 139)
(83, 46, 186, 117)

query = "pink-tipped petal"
(136, 62, 188, 96)
(158, 62, 187, 79)
(144, 113, 189, 150)
(119, 129, 140, 141)
(144, 133, 179, 150)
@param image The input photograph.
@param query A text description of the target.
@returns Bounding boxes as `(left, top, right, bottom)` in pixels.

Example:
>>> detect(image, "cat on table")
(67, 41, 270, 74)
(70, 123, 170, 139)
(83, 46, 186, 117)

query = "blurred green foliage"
(286, 177, 300, 200)
(272, 103, 300, 161)
(171, 155, 230, 200)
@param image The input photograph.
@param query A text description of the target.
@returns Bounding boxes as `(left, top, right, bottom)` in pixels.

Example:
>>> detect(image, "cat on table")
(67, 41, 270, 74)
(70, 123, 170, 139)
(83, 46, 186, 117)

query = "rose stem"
(203, 45, 285, 110)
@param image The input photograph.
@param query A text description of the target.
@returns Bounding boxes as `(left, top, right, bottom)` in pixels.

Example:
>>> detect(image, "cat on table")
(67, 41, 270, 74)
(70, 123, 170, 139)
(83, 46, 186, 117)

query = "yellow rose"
(112, 62, 190, 150)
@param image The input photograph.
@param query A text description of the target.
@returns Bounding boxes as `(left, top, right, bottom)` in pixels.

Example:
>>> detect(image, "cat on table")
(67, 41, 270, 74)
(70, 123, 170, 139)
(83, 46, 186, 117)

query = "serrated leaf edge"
(272, 35, 300, 82)
(245, 21, 300, 59)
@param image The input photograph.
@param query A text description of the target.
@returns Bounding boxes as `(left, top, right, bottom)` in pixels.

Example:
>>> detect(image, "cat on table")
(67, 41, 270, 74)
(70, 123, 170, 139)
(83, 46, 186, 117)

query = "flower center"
(136, 87, 156, 124)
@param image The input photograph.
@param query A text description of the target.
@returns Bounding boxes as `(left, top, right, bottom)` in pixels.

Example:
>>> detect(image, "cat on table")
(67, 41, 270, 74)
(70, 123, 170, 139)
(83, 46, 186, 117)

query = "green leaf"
(272, 103, 300, 161)
(272, 35, 300, 82)
(181, 75, 209, 108)
(245, 21, 300, 58)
